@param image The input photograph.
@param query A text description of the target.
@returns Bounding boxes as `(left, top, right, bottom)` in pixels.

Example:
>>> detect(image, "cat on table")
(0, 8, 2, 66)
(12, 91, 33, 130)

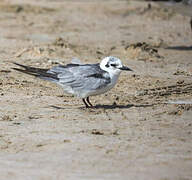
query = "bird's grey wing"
(63, 64, 111, 90)
(50, 64, 111, 90)
(47, 64, 79, 83)
(85, 73, 111, 90)
(12, 63, 111, 95)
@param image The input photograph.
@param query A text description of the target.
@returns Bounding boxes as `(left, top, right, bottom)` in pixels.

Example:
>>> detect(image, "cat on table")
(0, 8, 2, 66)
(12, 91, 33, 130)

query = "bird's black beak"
(119, 66, 133, 71)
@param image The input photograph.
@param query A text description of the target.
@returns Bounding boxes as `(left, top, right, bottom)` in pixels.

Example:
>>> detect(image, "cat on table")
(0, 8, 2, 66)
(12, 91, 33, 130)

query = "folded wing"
(12, 62, 111, 92)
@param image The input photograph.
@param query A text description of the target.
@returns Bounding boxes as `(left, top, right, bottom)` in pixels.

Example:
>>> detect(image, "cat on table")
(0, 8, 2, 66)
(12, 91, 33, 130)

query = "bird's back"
(46, 63, 111, 97)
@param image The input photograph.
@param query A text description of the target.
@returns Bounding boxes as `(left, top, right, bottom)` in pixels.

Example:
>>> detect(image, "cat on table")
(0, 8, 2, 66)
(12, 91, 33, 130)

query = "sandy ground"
(0, 0, 192, 179)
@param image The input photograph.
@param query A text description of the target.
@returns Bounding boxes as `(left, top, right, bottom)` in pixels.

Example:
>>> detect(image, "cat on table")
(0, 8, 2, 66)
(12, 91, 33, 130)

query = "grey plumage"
(48, 63, 111, 91)
(13, 62, 111, 97)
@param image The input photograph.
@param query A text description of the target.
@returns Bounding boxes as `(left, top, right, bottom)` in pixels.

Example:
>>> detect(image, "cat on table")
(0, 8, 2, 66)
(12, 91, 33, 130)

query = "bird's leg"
(86, 97, 93, 107)
(82, 98, 89, 108)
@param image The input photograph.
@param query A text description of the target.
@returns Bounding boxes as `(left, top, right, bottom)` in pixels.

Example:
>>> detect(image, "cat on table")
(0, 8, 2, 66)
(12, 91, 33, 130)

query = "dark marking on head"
(105, 63, 110, 68)
(110, 64, 117, 67)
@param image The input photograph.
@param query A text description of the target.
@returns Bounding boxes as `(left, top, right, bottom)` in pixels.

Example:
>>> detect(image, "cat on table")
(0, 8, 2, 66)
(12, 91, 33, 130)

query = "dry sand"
(0, 0, 192, 179)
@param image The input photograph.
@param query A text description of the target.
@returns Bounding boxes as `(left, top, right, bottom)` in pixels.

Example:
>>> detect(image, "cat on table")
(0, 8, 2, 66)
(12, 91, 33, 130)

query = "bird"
(12, 56, 133, 108)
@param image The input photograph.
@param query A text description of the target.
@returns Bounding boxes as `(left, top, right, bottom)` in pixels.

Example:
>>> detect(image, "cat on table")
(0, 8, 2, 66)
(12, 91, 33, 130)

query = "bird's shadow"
(165, 46, 192, 51)
(94, 104, 134, 109)
(94, 103, 154, 109)
(48, 103, 154, 110)
(48, 105, 68, 110)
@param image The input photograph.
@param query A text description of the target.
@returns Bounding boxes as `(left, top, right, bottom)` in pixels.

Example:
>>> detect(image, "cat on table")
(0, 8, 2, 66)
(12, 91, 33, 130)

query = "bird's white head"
(100, 56, 133, 76)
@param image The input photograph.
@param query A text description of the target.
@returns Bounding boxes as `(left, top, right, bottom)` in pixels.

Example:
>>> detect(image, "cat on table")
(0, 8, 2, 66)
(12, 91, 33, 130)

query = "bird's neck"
(109, 71, 121, 85)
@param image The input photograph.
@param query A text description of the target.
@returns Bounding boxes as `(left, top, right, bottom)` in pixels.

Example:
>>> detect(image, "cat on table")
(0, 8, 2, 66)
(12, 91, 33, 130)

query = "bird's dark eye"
(111, 64, 116, 67)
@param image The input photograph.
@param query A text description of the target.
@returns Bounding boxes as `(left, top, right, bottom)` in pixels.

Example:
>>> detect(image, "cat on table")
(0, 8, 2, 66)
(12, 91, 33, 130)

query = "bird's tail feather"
(12, 62, 59, 81)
